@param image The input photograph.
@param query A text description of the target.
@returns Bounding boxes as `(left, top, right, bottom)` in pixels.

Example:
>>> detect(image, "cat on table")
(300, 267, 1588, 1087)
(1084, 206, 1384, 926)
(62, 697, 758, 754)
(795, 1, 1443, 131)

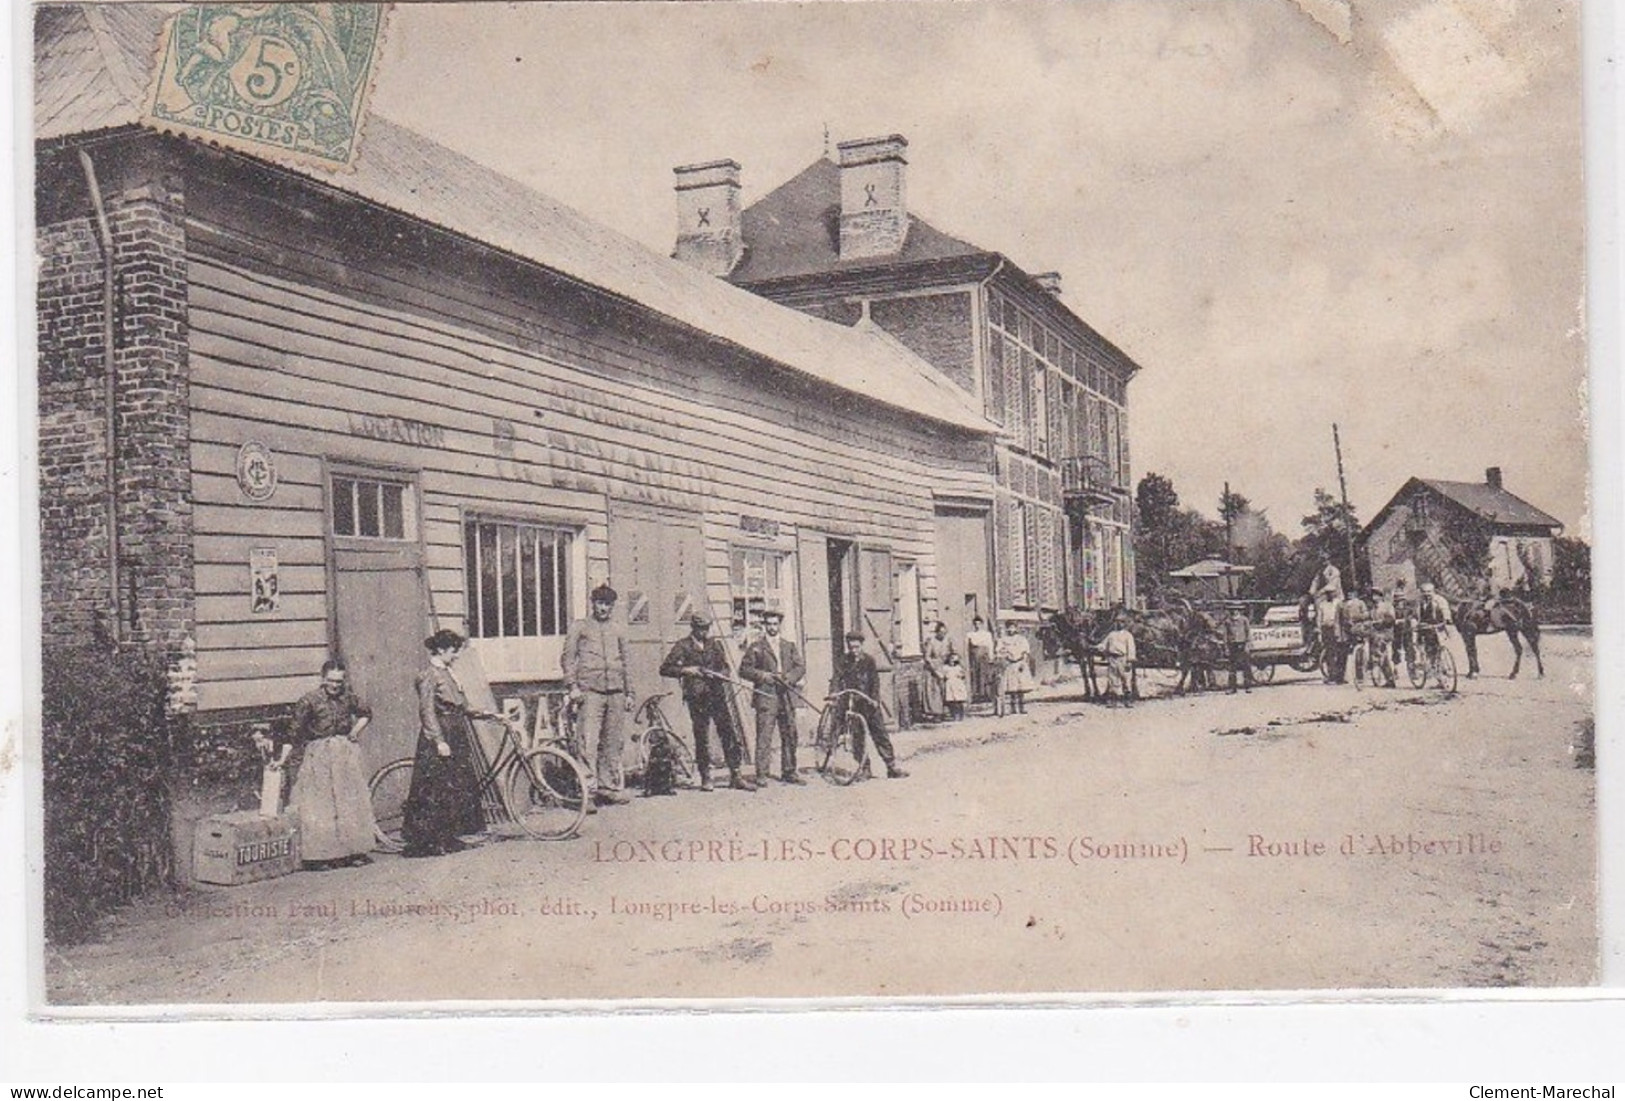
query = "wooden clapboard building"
(35, 6, 997, 855)
(672, 136, 1143, 649)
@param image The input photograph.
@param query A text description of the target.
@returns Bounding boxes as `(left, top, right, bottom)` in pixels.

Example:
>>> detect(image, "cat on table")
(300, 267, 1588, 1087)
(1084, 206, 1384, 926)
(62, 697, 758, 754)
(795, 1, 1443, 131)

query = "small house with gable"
(1360, 468, 1564, 601)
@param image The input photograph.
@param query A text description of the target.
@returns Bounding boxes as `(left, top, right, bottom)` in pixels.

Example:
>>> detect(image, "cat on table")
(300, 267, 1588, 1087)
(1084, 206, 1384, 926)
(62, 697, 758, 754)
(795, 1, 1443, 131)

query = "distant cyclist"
(1416, 581, 1454, 669)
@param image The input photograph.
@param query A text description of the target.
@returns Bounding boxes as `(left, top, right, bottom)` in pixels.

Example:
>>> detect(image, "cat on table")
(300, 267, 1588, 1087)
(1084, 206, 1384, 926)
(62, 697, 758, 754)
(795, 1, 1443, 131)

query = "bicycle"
(627, 691, 699, 785)
(1409, 622, 1459, 694)
(813, 689, 881, 786)
(369, 709, 590, 851)
(1365, 630, 1397, 688)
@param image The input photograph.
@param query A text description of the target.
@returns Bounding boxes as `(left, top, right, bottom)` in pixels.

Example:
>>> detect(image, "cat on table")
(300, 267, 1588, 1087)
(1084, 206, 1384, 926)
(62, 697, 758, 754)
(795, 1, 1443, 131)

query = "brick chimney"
(673, 159, 743, 276)
(837, 134, 909, 261)
(1486, 466, 1503, 490)
(1033, 272, 1063, 297)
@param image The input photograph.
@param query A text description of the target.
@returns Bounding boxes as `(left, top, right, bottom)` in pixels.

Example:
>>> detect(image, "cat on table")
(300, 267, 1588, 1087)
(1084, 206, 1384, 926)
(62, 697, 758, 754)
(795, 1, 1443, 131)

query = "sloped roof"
(1360, 476, 1564, 541)
(34, 4, 151, 139)
(1168, 558, 1253, 579)
(730, 157, 987, 284)
(35, 5, 996, 435)
(1418, 479, 1563, 530)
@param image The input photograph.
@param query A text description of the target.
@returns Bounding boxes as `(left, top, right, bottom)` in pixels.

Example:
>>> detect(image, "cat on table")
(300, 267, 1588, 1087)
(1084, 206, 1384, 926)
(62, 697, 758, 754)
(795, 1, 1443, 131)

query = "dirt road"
(46, 631, 1596, 1005)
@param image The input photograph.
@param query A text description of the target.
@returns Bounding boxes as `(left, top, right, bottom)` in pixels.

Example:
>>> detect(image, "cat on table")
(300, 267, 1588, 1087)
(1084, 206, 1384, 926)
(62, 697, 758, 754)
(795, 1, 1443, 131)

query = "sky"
(367, 0, 1590, 538)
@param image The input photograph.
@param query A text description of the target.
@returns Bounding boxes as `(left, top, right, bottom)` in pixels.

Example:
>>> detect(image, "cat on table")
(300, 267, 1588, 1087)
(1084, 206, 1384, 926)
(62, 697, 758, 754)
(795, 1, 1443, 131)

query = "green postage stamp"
(145, 3, 387, 170)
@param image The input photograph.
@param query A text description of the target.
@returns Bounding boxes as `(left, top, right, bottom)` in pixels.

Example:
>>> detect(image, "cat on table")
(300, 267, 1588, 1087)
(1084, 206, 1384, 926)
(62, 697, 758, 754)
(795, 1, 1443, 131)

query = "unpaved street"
(47, 632, 1596, 1005)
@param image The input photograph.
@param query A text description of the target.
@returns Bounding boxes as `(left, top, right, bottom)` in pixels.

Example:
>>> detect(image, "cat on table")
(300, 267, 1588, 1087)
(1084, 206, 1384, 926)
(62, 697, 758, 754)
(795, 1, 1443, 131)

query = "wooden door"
(609, 501, 707, 729)
(934, 506, 993, 644)
(797, 530, 835, 697)
(858, 544, 897, 722)
(332, 543, 430, 773)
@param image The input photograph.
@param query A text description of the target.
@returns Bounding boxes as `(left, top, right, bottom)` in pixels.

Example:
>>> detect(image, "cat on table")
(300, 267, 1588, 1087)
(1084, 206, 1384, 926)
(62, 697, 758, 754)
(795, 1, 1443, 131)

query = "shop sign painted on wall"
(346, 412, 447, 448)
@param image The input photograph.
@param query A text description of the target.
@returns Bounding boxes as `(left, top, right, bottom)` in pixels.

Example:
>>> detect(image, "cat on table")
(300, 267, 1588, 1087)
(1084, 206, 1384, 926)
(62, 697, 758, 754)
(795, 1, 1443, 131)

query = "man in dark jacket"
(833, 631, 908, 780)
(659, 612, 751, 791)
(1223, 603, 1254, 694)
(739, 609, 806, 785)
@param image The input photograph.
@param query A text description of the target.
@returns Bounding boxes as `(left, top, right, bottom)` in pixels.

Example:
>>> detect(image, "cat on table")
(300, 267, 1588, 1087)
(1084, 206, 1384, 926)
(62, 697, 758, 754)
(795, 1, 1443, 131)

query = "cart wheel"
(368, 757, 414, 853)
(1252, 660, 1277, 685)
(506, 747, 588, 840)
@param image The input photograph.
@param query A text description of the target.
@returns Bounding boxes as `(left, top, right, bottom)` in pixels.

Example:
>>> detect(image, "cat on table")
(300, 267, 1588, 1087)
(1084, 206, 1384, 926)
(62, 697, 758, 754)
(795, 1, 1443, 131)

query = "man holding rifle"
(739, 608, 807, 786)
(660, 612, 753, 792)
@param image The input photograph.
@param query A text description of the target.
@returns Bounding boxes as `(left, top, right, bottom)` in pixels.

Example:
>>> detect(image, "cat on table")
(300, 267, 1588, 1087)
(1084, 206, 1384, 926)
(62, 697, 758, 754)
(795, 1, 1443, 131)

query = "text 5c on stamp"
(144, 3, 388, 170)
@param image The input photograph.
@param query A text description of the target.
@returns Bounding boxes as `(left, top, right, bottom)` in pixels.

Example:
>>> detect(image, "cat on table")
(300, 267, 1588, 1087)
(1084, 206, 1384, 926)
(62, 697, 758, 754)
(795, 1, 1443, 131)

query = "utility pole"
(1333, 423, 1358, 589)
(1224, 480, 1234, 598)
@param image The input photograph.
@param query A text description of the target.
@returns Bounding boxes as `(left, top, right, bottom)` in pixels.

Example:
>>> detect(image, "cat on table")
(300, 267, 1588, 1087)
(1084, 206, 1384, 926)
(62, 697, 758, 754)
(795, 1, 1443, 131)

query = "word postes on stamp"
(144, 3, 387, 170)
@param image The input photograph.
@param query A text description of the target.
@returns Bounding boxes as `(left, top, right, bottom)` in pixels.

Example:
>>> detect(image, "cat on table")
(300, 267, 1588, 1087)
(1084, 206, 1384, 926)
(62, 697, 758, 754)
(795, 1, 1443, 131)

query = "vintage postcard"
(24, 0, 1607, 1016)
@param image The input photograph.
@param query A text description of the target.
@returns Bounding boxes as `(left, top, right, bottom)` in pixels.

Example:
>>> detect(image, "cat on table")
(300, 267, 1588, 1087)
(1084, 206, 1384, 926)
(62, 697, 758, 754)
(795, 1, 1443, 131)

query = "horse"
(1453, 596, 1544, 679)
(1047, 608, 1107, 702)
(1054, 600, 1225, 699)
(1177, 608, 1227, 694)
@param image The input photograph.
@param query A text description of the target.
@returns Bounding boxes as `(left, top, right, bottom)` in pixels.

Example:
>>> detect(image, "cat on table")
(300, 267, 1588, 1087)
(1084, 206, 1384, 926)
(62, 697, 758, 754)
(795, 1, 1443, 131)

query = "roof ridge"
(81, 4, 149, 111)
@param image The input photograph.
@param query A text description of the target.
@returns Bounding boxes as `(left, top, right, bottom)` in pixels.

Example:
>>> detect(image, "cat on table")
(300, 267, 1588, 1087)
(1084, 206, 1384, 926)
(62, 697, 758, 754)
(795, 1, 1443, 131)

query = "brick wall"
(37, 148, 194, 655)
(869, 291, 976, 391)
(38, 216, 114, 644)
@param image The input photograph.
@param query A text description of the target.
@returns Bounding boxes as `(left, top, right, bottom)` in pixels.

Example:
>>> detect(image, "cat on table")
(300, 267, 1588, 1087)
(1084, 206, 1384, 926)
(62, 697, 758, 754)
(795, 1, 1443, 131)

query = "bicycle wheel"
(369, 757, 415, 853)
(1367, 649, 1390, 688)
(1435, 648, 1459, 695)
(820, 711, 870, 786)
(505, 747, 588, 840)
(1408, 650, 1429, 688)
(662, 725, 698, 781)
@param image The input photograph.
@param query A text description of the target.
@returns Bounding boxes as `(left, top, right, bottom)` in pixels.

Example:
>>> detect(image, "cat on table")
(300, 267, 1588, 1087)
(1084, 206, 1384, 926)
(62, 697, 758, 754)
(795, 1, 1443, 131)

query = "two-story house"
(670, 135, 1143, 652)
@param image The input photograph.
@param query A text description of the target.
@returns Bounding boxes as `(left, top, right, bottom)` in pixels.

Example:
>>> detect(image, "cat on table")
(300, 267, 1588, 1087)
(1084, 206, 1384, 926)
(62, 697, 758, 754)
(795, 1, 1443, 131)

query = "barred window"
(463, 520, 572, 639)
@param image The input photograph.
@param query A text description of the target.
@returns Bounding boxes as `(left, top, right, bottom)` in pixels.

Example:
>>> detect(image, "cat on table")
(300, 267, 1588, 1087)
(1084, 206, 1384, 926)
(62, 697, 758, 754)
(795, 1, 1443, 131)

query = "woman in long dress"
(401, 629, 486, 858)
(920, 621, 955, 721)
(996, 619, 1037, 715)
(286, 659, 377, 869)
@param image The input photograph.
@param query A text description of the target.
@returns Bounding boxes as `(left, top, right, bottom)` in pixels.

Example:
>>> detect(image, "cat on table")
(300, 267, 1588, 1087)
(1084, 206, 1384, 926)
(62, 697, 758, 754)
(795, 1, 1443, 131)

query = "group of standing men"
(1306, 559, 1454, 687)
(561, 584, 907, 803)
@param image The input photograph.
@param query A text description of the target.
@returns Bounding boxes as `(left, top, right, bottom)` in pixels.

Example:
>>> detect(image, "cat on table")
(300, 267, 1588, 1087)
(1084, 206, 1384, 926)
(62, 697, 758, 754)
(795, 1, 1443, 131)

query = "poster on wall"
(249, 548, 280, 615)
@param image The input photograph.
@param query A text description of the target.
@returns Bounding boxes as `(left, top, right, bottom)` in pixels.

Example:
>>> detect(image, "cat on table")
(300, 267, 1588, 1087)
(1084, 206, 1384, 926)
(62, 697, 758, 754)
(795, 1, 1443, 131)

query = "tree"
(1218, 489, 1251, 525)
(1133, 472, 1224, 596)
(1299, 487, 1366, 590)
(1134, 473, 1182, 591)
(1548, 536, 1591, 620)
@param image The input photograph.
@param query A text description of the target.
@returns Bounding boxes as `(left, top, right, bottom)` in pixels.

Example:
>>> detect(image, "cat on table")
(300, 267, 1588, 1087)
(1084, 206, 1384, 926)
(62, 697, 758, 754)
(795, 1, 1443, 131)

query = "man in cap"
(561, 583, 633, 806)
(832, 631, 908, 779)
(739, 609, 807, 785)
(1416, 581, 1453, 670)
(1223, 602, 1254, 694)
(1390, 577, 1417, 678)
(1337, 585, 1371, 689)
(660, 611, 751, 791)
(1367, 585, 1398, 687)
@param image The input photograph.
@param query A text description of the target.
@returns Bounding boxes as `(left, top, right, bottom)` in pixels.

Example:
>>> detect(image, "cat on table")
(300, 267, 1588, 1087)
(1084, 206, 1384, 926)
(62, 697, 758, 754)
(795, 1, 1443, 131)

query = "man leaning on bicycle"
(832, 631, 908, 780)
(1416, 581, 1453, 664)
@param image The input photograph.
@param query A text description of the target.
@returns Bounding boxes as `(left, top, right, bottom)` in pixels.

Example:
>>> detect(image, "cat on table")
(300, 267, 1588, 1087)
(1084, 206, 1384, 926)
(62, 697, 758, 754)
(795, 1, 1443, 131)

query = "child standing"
(942, 651, 970, 721)
(996, 620, 1036, 715)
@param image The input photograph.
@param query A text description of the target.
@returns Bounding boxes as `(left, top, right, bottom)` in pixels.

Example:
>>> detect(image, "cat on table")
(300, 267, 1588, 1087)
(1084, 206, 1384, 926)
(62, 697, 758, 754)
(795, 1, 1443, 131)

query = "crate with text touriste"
(193, 728, 302, 886)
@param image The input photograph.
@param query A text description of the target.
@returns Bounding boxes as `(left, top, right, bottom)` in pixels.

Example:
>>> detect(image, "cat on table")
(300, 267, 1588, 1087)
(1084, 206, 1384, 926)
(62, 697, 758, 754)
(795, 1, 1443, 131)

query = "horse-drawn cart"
(1246, 604, 1323, 682)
